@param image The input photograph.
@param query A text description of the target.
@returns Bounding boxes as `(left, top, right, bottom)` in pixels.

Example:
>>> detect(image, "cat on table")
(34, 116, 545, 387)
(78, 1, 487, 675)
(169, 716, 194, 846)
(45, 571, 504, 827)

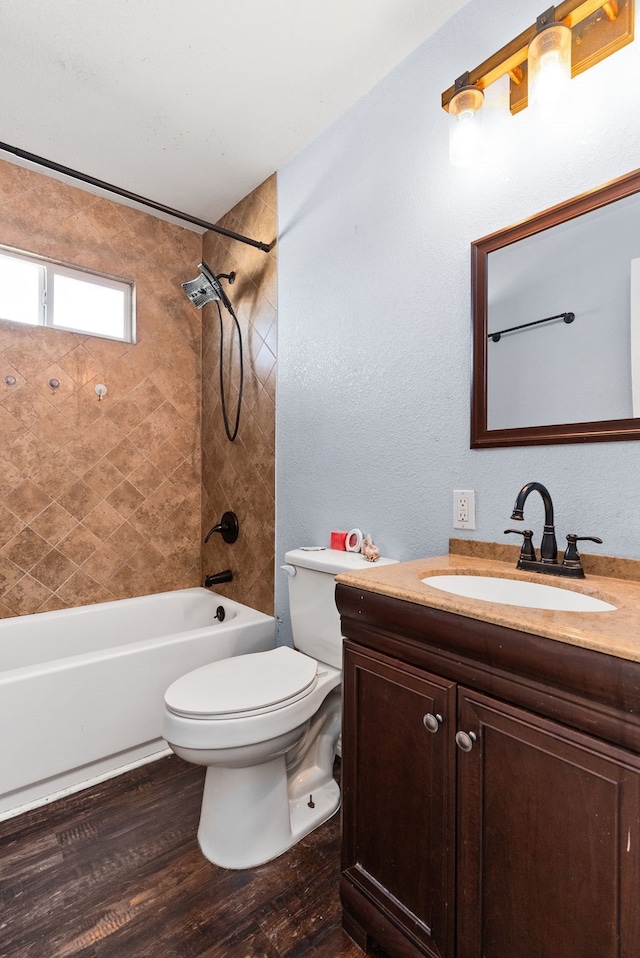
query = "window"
(0, 247, 135, 343)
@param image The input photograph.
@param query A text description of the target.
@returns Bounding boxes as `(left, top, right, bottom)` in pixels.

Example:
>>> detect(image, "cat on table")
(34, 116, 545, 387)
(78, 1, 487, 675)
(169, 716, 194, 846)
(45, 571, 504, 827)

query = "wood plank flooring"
(0, 755, 379, 958)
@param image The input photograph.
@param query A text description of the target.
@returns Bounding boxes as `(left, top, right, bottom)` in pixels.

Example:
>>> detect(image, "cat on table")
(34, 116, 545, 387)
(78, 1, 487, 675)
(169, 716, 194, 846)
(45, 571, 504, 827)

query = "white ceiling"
(0, 1, 469, 230)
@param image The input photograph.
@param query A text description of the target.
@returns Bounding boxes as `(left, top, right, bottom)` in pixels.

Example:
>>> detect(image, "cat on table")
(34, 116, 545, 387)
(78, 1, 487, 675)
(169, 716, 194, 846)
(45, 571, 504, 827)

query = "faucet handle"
(562, 534, 603, 569)
(504, 528, 536, 561)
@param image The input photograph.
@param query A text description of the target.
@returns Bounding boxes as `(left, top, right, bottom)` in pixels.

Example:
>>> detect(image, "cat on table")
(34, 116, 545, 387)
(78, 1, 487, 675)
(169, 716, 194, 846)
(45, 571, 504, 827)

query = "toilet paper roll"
(330, 531, 347, 550)
(345, 528, 363, 553)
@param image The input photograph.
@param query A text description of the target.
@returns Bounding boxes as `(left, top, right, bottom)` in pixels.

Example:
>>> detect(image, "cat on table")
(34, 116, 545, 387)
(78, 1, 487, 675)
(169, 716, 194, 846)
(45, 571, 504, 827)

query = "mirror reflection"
(471, 168, 640, 447)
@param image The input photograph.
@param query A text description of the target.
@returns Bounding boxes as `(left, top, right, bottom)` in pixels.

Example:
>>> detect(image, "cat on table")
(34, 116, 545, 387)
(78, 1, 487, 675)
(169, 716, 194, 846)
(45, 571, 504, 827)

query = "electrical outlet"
(453, 489, 476, 530)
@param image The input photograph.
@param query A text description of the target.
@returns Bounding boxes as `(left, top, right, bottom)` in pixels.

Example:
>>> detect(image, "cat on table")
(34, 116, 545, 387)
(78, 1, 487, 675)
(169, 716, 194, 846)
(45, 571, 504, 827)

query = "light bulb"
(528, 21, 571, 111)
(449, 86, 484, 168)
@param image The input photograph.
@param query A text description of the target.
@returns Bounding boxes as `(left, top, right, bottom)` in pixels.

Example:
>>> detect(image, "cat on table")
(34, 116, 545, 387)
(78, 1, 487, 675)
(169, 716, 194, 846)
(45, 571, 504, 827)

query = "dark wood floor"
(0, 755, 375, 958)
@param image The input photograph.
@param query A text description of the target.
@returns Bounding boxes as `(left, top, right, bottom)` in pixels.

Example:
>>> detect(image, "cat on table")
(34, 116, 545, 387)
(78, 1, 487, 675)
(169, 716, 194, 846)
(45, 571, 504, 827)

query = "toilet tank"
(284, 548, 398, 669)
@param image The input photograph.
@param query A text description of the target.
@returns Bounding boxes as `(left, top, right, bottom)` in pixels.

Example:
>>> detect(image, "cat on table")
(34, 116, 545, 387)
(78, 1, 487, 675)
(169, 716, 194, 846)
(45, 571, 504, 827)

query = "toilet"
(162, 546, 397, 869)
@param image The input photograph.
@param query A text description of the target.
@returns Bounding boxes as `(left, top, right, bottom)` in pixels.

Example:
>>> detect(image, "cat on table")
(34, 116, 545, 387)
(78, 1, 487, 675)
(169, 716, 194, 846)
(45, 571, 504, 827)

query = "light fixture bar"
(442, 0, 633, 115)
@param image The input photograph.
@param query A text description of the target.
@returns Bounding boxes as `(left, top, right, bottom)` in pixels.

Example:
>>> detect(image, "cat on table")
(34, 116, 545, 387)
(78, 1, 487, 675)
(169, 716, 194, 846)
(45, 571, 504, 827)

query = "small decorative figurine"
(361, 534, 380, 562)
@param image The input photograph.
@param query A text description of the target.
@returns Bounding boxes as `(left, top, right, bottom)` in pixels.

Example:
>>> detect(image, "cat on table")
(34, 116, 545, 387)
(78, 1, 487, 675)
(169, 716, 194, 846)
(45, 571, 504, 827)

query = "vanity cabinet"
(342, 647, 456, 958)
(337, 583, 640, 958)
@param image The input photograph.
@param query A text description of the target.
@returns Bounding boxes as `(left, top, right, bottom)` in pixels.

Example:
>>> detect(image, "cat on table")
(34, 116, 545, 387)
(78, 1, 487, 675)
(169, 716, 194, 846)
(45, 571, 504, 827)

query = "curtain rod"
(0, 141, 272, 253)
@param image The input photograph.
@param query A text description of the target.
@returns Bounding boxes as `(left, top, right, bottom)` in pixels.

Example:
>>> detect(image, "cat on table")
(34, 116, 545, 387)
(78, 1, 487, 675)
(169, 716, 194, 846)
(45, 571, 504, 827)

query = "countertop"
(336, 552, 640, 664)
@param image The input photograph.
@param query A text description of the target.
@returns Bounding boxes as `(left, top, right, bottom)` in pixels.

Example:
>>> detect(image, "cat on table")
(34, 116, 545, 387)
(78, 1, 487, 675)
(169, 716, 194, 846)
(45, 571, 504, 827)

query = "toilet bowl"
(164, 647, 341, 868)
(163, 547, 397, 869)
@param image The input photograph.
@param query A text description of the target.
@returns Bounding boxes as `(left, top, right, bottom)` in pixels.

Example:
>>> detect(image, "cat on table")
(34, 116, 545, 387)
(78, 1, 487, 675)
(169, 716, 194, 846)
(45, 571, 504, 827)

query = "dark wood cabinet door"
(342, 645, 457, 958)
(456, 688, 640, 958)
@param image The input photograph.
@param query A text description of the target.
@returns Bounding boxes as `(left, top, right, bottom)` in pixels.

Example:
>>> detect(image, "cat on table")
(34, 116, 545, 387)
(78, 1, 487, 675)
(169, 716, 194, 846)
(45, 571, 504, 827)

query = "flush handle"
(455, 730, 477, 752)
(423, 713, 443, 733)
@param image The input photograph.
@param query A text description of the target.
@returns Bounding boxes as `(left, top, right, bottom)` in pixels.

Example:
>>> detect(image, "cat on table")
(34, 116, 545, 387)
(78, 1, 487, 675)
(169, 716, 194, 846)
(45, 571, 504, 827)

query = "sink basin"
(421, 574, 616, 612)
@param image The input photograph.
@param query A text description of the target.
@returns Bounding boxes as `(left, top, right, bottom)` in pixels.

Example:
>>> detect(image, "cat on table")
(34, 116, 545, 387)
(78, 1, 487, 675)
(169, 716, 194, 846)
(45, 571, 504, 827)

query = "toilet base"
(288, 775, 340, 849)
(195, 689, 342, 869)
(196, 754, 340, 869)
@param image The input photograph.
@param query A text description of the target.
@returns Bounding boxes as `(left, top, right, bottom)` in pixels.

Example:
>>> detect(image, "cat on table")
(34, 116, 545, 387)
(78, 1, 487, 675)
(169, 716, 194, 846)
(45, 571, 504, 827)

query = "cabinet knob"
(423, 713, 443, 733)
(455, 730, 477, 752)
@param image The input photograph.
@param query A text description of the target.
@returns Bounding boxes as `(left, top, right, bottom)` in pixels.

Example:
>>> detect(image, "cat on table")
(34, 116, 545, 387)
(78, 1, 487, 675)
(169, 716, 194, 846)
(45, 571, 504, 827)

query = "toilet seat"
(164, 646, 319, 720)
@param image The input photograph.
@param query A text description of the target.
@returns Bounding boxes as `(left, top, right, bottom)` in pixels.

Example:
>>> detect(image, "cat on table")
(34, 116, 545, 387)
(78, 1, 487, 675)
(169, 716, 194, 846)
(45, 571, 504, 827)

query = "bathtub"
(0, 588, 275, 819)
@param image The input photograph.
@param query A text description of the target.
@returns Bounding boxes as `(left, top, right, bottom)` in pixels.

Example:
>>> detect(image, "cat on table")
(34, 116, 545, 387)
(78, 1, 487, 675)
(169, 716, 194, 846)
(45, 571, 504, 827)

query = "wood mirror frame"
(471, 167, 640, 448)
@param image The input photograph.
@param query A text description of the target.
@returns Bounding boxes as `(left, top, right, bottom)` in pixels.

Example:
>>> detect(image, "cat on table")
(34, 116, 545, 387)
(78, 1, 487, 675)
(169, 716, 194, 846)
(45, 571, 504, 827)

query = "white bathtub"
(0, 588, 275, 819)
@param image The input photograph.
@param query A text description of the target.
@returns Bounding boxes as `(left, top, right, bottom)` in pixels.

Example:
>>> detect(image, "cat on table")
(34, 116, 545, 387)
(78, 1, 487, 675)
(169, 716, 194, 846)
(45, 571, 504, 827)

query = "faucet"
(510, 481, 558, 564)
(505, 481, 603, 579)
(204, 569, 233, 587)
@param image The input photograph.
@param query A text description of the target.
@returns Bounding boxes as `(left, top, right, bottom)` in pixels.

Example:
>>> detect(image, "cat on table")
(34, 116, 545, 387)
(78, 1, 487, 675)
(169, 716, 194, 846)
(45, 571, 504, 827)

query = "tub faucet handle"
(204, 511, 239, 544)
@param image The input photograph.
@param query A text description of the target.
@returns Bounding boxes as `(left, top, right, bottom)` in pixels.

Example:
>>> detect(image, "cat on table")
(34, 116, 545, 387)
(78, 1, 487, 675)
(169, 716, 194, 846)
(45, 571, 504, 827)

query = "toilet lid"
(164, 646, 319, 719)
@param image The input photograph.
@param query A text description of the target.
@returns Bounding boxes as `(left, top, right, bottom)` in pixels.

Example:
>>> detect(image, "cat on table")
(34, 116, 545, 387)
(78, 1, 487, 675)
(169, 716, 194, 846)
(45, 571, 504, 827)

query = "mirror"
(471, 168, 640, 448)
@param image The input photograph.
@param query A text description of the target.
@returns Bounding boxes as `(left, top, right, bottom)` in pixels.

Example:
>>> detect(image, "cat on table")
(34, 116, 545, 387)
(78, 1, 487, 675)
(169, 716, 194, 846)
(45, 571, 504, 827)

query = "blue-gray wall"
(275, 0, 640, 641)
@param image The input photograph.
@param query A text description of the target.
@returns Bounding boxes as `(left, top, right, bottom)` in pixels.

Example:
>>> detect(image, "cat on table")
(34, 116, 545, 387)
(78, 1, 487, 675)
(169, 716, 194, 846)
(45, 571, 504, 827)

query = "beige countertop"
(336, 552, 640, 663)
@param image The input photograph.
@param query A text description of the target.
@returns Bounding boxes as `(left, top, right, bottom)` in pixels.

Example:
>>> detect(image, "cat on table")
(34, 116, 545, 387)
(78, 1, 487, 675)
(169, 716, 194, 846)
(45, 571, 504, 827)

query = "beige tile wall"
(201, 176, 277, 615)
(0, 160, 203, 617)
(0, 162, 277, 621)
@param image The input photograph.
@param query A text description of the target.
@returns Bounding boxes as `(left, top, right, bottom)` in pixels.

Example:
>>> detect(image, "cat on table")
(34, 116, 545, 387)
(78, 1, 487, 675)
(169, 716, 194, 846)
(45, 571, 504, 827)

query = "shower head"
(181, 262, 233, 311)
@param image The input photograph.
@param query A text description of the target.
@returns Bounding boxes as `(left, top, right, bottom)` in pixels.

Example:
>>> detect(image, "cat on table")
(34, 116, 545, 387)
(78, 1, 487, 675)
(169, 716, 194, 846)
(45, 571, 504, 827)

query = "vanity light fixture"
(442, 0, 634, 143)
(448, 73, 485, 167)
(528, 9, 573, 108)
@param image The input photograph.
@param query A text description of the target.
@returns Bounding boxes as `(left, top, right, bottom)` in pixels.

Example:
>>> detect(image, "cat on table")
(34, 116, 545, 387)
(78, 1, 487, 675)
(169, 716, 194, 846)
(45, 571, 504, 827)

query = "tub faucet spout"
(204, 570, 233, 588)
(511, 481, 557, 564)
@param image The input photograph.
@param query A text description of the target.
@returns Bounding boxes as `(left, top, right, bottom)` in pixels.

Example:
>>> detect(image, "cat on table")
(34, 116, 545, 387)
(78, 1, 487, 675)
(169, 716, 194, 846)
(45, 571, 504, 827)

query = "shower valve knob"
(204, 511, 239, 544)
